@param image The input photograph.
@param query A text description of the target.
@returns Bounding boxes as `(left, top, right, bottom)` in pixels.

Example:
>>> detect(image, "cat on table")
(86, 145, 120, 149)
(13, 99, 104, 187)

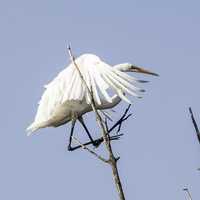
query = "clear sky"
(1, 0, 200, 199)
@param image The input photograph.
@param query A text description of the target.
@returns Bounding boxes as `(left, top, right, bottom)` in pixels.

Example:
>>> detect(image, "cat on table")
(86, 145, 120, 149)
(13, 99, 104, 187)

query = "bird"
(27, 53, 158, 150)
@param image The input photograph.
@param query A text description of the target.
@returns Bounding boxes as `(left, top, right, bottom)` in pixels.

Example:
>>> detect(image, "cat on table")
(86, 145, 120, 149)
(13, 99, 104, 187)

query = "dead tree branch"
(68, 46, 126, 200)
(189, 107, 200, 144)
(72, 136, 108, 163)
(183, 188, 193, 200)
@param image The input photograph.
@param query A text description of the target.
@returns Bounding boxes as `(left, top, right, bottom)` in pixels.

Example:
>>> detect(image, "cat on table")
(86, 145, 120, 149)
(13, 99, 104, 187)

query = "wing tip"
(26, 122, 41, 135)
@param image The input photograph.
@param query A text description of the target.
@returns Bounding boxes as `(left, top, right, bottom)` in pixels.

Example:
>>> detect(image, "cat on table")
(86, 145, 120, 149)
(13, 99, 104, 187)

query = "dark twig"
(189, 107, 200, 144)
(183, 188, 193, 200)
(100, 110, 113, 122)
(117, 113, 132, 133)
(108, 104, 132, 134)
(122, 114, 132, 121)
(103, 106, 132, 134)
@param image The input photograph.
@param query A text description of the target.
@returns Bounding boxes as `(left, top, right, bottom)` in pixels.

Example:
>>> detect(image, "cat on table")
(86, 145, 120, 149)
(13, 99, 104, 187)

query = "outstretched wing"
(59, 54, 141, 105)
(32, 54, 141, 124)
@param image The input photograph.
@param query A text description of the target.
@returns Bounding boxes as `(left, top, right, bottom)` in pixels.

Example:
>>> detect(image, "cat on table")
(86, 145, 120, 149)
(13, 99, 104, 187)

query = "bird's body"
(27, 53, 157, 135)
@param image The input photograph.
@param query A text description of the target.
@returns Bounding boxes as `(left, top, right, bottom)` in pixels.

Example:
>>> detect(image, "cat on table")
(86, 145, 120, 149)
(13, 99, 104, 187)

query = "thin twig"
(117, 114, 132, 133)
(68, 46, 126, 200)
(108, 105, 132, 134)
(72, 136, 108, 163)
(100, 110, 113, 122)
(189, 107, 200, 144)
(183, 188, 193, 200)
(103, 105, 132, 134)
(105, 117, 109, 132)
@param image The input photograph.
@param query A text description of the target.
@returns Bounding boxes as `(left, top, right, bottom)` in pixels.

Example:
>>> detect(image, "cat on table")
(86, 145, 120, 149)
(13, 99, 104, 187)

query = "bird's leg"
(78, 117, 99, 147)
(67, 118, 77, 151)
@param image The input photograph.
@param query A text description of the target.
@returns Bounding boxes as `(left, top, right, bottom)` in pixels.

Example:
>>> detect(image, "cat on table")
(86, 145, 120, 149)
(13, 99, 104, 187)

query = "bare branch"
(189, 107, 200, 144)
(183, 188, 193, 200)
(72, 136, 108, 163)
(104, 117, 109, 133)
(68, 46, 126, 200)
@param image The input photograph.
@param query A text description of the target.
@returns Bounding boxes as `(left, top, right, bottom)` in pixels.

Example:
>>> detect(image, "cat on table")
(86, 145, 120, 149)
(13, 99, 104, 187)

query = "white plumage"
(27, 54, 157, 134)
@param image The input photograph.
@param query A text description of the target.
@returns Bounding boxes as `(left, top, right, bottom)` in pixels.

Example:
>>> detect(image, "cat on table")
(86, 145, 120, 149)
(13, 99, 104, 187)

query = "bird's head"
(115, 63, 159, 76)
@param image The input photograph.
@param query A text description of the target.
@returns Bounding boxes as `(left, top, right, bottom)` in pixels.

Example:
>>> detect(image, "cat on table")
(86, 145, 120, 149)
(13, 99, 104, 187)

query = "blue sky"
(1, 0, 200, 199)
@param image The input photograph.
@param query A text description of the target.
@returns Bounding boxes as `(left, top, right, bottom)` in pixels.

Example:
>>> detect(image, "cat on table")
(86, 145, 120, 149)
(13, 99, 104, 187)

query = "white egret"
(27, 53, 158, 150)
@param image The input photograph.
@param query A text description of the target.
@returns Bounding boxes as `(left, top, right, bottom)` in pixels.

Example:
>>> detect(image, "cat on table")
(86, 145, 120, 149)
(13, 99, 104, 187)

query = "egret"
(27, 53, 158, 150)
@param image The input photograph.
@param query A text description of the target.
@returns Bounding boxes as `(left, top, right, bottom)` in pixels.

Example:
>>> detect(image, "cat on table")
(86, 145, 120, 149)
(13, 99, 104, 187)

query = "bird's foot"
(92, 140, 102, 148)
(68, 146, 75, 151)
(68, 146, 72, 151)
(92, 134, 123, 148)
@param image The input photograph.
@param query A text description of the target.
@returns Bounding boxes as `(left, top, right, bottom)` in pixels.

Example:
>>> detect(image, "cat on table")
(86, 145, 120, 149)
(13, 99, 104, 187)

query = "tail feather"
(26, 121, 48, 136)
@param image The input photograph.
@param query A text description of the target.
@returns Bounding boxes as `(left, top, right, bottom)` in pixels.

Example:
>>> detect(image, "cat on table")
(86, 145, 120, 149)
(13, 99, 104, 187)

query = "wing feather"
(101, 73, 131, 104)
(91, 66, 113, 103)
(102, 68, 140, 97)
(112, 67, 138, 83)
(98, 62, 140, 92)
(82, 63, 92, 104)
(74, 72, 84, 100)
(106, 73, 139, 97)
(69, 69, 79, 100)
(88, 67, 101, 105)
(62, 67, 77, 101)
